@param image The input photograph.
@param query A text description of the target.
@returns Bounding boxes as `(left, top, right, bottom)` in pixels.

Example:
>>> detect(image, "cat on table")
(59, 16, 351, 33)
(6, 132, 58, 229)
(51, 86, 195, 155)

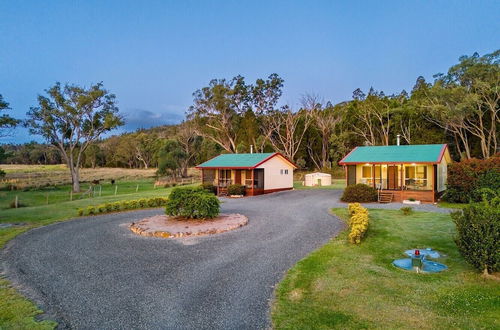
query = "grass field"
(0, 165, 202, 329)
(272, 208, 500, 329)
(294, 179, 345, 190)
(1, 164, 161, 190)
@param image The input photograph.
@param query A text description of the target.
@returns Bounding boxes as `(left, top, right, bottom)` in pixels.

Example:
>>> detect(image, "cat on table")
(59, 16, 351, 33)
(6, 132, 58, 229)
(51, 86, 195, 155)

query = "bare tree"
(302, 94, 341, 168)
(263, 106, 312, 161)
(176, 121, 199, 177)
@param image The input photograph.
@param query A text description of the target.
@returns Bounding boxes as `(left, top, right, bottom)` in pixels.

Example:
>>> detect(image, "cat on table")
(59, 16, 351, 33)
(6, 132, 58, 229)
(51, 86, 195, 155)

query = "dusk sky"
(1, 0, 499, 143)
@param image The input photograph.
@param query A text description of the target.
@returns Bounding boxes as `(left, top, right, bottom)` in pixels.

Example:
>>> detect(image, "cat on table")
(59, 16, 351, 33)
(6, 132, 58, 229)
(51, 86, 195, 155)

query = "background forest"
(1, 50, 498, 178)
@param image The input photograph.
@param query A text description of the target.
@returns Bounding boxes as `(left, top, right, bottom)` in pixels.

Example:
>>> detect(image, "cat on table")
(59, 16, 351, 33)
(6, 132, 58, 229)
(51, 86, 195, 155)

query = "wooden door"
(235, 170, 241, 185)
(347, 165, 356, 186)
(388, 166, 397, 189)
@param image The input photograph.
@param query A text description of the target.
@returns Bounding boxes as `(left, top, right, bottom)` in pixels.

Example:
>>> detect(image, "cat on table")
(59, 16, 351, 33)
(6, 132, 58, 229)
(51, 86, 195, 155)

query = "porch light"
(365, 163, 371, 166)
(411, 163, 416, 166)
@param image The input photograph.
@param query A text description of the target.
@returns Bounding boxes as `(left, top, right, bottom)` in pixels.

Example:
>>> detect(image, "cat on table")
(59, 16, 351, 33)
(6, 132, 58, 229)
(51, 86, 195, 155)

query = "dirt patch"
(129, 213, 248, 238)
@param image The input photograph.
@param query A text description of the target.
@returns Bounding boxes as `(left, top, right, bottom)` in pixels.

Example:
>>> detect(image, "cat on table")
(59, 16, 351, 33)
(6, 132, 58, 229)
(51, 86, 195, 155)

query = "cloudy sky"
(1, 0, 499, 143)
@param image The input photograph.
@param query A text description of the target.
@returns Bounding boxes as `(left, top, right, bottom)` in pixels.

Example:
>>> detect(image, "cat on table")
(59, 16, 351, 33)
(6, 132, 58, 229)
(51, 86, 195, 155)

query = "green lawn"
(294, 179, 345, 190)
(0, 179, 165, 209)
(0, 179, 193, 329)
(272, 208, 500, 329)
(437, 201, 469, 209)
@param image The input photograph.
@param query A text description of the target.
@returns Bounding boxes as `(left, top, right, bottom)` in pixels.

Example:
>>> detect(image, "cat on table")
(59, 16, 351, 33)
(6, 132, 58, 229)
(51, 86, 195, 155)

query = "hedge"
(77, 197, 169, 216)
(165, 186, 220, 219)
(341, 184, 378, 202)
(444, 155, 500, 203)
(228, 184, 245, 196)
(347, 203, 369, 244)
(451, 199, 500, 274)
(200, 183, 217, 194)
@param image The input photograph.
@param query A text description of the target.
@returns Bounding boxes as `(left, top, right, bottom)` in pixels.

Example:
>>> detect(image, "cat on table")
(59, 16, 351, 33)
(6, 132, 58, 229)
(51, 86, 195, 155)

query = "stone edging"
(129, 213, 248, 238)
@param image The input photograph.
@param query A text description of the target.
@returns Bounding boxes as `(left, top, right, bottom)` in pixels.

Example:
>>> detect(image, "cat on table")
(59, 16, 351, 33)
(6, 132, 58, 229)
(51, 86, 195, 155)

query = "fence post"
(114, 185, 118, 196)
(15, 195, 18, 208)
(99, 185, 102, 197)
(70, 191, 73, 201)
(136, 184, 139, 193)
(46, 193, 49, 205)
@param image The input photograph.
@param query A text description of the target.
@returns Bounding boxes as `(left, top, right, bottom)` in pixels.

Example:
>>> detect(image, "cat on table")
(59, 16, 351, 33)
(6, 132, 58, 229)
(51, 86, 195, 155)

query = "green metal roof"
(196, 153, 277, 168)
(339, 144, 447, 164)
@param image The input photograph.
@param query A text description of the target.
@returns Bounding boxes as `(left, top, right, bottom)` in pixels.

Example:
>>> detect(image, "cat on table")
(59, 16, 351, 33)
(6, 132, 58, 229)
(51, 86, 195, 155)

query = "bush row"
(347, 203, 369, 244)
(165, 187, 220, 219)
(341, 184, 377, 202)
(444, 155, 500, 203)
(78, 197, 169, 216)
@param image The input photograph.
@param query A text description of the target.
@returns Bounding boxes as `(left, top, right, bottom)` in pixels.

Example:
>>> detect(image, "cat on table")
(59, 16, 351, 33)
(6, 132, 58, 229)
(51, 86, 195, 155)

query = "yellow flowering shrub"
(347, 203, 369, 244)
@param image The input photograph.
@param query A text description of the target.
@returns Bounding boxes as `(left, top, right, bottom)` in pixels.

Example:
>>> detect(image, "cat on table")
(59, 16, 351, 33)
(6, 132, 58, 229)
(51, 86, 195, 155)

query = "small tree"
(165, 187, 220, 219)
(157, 140, 187, 178)
(0, 94, 19, 177)
(26, 82, 123, 192)
(452, 199, 500, 275)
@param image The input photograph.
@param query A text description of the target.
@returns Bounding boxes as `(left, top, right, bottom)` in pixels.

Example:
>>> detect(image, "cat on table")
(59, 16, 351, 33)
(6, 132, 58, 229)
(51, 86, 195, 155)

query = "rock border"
(129, 213, 248, 238)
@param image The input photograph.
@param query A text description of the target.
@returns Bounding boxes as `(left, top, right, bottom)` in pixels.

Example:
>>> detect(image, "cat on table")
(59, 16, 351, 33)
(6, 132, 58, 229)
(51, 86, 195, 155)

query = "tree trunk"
(69, 163, 80, 192)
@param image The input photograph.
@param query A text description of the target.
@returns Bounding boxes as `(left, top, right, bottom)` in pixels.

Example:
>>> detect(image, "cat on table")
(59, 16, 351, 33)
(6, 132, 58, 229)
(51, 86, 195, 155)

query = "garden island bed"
(129, 213, 248, 238)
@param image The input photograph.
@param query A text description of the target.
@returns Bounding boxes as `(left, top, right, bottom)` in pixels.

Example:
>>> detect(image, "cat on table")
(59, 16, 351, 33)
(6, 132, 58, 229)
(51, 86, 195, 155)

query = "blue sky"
(1, 0, 499, 143)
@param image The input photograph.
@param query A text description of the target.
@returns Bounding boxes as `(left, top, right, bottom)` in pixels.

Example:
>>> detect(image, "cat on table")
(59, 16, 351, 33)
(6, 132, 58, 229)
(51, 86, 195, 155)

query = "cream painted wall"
(436, 149, 451, 192)
(257, 155, 294, 190)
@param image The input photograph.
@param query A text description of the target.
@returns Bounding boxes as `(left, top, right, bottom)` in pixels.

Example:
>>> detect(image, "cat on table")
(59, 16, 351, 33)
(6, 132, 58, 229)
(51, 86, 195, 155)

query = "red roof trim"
(437, 144, 448, 163)
(195, 166, 254, 169)
(252, 152, 297, 169)
(338, 147, 359, 165)
(195, 152, 297, 170)
(337, 161, 439, 165)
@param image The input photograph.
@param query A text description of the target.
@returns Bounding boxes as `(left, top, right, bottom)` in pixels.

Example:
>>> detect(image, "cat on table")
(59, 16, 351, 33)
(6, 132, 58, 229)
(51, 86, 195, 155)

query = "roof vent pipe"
(250, 145, 253, 154)
(397, 134, 401, 146)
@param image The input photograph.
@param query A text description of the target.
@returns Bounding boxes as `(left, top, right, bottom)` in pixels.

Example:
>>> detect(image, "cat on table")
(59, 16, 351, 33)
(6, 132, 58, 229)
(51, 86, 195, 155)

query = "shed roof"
(196, 152, 296, 169)
(339, 144, 448, 165)
(305, 172, 331, 177)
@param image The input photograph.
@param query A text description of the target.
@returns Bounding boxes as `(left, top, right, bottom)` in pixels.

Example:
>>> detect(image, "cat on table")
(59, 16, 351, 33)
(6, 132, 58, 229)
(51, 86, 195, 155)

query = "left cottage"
(196, 153, 296, 196)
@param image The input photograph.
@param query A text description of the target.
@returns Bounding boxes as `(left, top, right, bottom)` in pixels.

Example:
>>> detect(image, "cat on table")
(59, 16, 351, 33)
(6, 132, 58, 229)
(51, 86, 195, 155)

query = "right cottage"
(339, 144, 452, 203)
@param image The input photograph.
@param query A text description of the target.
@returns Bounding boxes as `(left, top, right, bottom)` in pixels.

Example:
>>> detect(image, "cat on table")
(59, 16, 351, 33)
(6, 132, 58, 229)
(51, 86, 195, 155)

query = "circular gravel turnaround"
(129, 213, 248, 238)
(1, 190, 451, 329)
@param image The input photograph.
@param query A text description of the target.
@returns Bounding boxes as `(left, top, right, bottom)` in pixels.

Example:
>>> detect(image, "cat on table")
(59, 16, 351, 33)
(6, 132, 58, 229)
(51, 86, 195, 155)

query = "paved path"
(2, 190, 451, 329)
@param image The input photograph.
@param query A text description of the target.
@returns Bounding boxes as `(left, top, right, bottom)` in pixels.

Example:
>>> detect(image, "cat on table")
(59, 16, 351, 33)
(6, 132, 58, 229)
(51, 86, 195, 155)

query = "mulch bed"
(129, 213, 248, 238)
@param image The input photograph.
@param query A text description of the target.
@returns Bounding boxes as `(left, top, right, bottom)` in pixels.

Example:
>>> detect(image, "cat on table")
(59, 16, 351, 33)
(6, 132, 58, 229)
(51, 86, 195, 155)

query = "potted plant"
(403, 197, 421, 205)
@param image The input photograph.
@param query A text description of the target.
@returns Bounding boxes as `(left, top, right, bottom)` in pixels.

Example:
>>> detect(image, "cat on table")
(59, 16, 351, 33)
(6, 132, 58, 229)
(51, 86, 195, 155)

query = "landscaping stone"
(129, 213, 248, 238)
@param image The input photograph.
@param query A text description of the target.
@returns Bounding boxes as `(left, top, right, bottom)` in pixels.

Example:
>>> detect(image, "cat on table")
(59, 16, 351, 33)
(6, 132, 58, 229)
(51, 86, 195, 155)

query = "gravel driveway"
(2, 189, 451, 329)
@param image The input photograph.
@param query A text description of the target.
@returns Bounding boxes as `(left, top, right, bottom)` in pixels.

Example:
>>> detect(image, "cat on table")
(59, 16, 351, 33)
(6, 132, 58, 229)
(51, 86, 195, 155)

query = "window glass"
(362, 166, 372, 178)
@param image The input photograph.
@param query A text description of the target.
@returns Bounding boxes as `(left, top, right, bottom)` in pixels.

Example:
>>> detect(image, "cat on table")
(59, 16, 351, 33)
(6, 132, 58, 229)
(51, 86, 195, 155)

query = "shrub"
(138, 198, 147, 208)
(112, 202, 121, 211)
(86, 206, 96, 215)
(128, 200, 138, 209)
(451, 200, 500, 274)
(165, 186, 220, 219)
(400, 206, 413, 216)
(472, 187, 498, 203)
(104, 203, 114, 212)
(228, 184, 245, 196)
(347, 203, 369, 244)
(200, 183, 217, 194)
(341, 184, 377, 203)
(444, 155, 500, 203)
(77, 208, 84, 216)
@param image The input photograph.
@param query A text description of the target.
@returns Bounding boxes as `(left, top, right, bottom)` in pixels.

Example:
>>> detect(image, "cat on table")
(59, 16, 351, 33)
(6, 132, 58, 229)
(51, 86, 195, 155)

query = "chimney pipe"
(397, 134, 401, 146)
(250, 145, 253, 154)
